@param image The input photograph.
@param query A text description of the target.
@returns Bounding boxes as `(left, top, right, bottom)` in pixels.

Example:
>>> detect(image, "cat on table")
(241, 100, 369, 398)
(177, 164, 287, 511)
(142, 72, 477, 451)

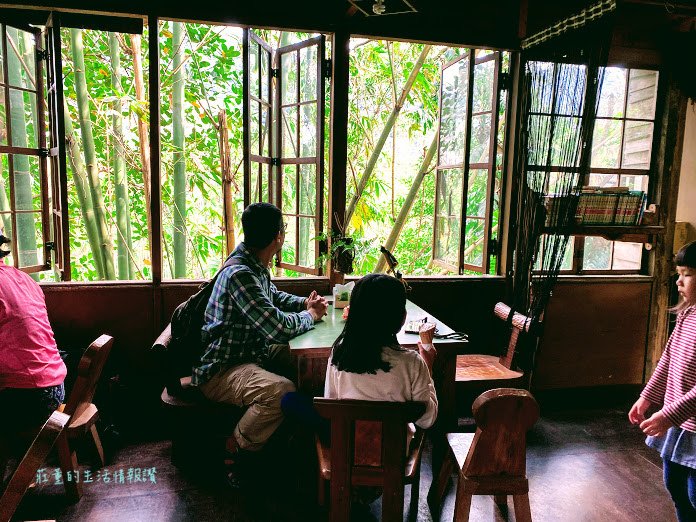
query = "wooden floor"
(11, 405, 676, 522)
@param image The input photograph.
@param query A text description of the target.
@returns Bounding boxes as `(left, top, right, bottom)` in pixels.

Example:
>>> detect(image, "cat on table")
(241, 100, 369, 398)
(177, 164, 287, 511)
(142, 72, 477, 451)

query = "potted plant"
(315, 230, 358, 280)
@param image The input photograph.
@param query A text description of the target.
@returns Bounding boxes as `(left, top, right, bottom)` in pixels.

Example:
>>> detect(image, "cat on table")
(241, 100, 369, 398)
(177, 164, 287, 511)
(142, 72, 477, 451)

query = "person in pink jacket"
(0, 233, 67, 431)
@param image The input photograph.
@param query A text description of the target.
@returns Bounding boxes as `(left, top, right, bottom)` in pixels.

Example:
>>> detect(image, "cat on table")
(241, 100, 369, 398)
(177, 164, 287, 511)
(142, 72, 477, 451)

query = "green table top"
(289, 298, 463, 354)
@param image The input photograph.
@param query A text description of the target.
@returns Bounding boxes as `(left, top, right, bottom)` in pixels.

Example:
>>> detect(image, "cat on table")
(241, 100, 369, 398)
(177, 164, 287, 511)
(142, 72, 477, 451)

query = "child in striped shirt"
(629, 240, 696, 522)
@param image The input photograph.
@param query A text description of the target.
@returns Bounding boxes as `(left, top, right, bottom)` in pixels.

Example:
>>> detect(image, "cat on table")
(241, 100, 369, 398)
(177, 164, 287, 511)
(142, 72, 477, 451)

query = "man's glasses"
(281, 222, 288, 234)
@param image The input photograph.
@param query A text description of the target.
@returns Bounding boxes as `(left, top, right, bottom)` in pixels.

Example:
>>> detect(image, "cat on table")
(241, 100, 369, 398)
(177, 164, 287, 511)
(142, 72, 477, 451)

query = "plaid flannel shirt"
(191, 242, 314, 385)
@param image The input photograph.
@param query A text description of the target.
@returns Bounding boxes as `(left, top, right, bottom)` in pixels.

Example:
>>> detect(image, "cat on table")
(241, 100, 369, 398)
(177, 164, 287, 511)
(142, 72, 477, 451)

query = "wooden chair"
(56, 334, 114, 502)
(314, 398, 426, 522)
(154, 326, 241, 468)
(455, 303, 532, 390)
(428, 388, 540, 522)
(0, 410, 70, 522)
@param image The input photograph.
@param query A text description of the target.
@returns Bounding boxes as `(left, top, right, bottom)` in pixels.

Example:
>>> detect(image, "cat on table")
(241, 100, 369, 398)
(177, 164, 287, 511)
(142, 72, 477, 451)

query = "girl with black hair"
(630, 241, 696, 521)
(325, 273, 438, 431)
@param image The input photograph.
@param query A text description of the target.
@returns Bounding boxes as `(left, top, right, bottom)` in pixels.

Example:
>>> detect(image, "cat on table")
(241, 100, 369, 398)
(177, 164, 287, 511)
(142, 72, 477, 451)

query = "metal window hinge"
(46, 241, 55, 251)
(37, 49, 49, 61)
(271, 157, 280, 166)
(271, 68, 279, 78)
(323, 58, 332, 78)
(499, 72, 511, 92)
(489, 237, 499, 256)
(38, 148, 50, 157)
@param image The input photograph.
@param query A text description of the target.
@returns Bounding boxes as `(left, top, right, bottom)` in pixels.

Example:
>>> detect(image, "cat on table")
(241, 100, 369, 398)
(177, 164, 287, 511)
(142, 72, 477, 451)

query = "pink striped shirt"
(642, 305, 696, 432)
(0, 262, 66, 390)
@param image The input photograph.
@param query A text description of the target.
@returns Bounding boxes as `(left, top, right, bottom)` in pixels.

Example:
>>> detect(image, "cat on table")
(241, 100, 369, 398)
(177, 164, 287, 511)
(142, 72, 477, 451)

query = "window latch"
(271, 157, 280, 167)
(323, 59, 332, 78)
(489, 237, 499, 256)
(38, 148, 50, 158)
(499, 72, 511, 92)
(37, 49, 49, 61)
(271, 68, 279, 78)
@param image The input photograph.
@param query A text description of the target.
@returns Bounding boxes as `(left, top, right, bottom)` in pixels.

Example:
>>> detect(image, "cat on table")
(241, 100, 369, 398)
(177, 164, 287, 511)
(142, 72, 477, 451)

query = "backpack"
(157, 256, 241, 395)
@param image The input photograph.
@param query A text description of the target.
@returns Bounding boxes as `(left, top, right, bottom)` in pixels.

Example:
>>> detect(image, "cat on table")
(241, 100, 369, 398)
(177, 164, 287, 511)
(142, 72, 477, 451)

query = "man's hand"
(306, 290, 328, 322)
(640, 410, 672, 437)
(628, 396, 651, 425)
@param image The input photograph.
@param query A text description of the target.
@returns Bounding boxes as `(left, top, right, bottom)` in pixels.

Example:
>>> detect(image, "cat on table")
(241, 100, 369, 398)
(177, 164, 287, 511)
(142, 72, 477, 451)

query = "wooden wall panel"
(533, 279, 652, 390)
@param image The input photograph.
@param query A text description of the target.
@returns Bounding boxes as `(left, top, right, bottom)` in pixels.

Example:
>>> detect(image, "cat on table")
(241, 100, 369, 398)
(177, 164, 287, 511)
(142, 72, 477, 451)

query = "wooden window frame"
(432, 49, 504, 275)
(0, 21, 51, 274)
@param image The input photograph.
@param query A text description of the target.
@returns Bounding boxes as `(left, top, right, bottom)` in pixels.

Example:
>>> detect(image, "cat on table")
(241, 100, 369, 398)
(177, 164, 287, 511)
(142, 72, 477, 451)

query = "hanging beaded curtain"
(510, 0, 616, 368)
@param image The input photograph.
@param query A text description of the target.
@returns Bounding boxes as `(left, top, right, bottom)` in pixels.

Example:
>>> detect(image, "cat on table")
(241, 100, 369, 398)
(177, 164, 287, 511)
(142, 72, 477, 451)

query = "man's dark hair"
(242, 202, 283, 249)
(0, 233, 10, 259)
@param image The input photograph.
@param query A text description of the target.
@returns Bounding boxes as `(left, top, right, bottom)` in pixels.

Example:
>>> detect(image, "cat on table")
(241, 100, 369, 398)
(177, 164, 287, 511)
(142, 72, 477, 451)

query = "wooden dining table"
(289, 298, 469, 435)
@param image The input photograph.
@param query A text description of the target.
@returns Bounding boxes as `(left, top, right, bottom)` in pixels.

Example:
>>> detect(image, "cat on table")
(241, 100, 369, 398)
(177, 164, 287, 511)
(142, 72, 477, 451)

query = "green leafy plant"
(314, 230, 368, 274)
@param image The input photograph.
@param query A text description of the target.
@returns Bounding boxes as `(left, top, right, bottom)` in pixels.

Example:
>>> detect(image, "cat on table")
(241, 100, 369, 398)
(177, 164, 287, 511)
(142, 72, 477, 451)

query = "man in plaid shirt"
(194, 203, 327, 458)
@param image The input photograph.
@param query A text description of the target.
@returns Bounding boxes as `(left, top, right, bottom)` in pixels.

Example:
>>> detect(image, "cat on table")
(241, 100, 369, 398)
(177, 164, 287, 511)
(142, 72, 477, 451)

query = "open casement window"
(243, 30, 326, 276)
(0, 19, 51, 275)
(433, 50, 502, 275)
(43, 12, 70, 280)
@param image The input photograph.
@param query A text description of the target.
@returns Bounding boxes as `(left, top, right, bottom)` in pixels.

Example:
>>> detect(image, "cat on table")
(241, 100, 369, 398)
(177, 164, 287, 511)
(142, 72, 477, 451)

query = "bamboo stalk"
(110, 32, 134, 279)
(172, 22, 187, 278)
(70, 28, 115, 279)
(218, 110, 235, 256)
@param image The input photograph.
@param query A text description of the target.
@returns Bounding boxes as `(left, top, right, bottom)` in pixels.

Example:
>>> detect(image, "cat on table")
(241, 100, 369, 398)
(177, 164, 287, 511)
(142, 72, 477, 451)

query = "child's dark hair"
(330, 273, 406, 374)
(672, 241, 696, 313)
(0, 233, 10, 259)
(241, 202, 283, 249)
(676, 240, 696, 269)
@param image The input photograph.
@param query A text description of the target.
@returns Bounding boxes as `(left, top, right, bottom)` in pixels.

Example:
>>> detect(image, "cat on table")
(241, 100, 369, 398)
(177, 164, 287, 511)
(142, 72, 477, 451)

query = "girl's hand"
(640, 410, 672, 437)
(628, 397, 651, 425)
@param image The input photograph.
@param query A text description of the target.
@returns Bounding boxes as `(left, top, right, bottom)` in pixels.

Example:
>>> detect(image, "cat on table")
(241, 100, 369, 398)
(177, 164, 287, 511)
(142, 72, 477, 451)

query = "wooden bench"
(153, 326, 242, 469)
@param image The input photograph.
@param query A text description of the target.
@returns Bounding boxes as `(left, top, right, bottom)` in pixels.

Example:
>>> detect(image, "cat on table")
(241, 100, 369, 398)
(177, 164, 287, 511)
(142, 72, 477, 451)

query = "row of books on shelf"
(544, 187, 647, 226)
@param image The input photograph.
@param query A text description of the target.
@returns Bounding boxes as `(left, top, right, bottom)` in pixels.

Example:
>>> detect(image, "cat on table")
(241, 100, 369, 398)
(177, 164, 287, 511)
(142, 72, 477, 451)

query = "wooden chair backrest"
(62, 335, 114, 420)
(494, 303, 532, 369)
(0, 410, 70, 521)
(313, 398, 425, 522)
(462, 388, 539, 478)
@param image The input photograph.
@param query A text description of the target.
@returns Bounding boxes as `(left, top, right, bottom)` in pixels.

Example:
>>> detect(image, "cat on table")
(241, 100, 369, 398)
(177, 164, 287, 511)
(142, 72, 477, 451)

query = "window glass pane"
(262, 104, 271, 157)
(260, 47, 270, 103)
(529, 62, 554, 114)
(612, 241, 642, 270)
(298, 216, 314, 266)
(6, 27, 35, 90)
(472, 60, 494, 113)
(618, 174, 648, 192)
(551, 116, 581, 165)
(8, 87, 37, 148)
(282, 214, 297, 265)
(0, 154, 9, 213)
(626, 69, 658, 120)
(588, 173, 618, 188)
(300, 45, 317, 103)
(282, 106, 298, 157)
(527, 115, 550, 165)
(554, 64, 586, 116)
(0, 28, 4, 84)
(466, 168, 488, 218)
(475, 49, 494, 59)
(300, 102, 317, 157)
(249, 41, 259, 98)
(299, 164, 316, 215)
(464, 217, 484, 266)
(281, 51, 298, 105)
(597, 67, 626, 118)
(439, 57, 468, 166)
(0, 86, 6, 146)
(249, 161, 261, 202)
(261, 162, 270, 203)
(250, 101, 260, 154)
(434, 168, 462, 266)
(0, 212, 10, 241)
(622, 121, 653, 169)
(6, 154, 41, 267)
(469, 113, 491, 164)
(591, 119, 621, 168)
(583, 236, 612, 270)
(282, 164, 297, 213)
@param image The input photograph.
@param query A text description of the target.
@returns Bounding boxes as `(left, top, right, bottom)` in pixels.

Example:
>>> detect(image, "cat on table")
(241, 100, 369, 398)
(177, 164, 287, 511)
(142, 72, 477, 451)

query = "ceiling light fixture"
(372, 0, 386, 15)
